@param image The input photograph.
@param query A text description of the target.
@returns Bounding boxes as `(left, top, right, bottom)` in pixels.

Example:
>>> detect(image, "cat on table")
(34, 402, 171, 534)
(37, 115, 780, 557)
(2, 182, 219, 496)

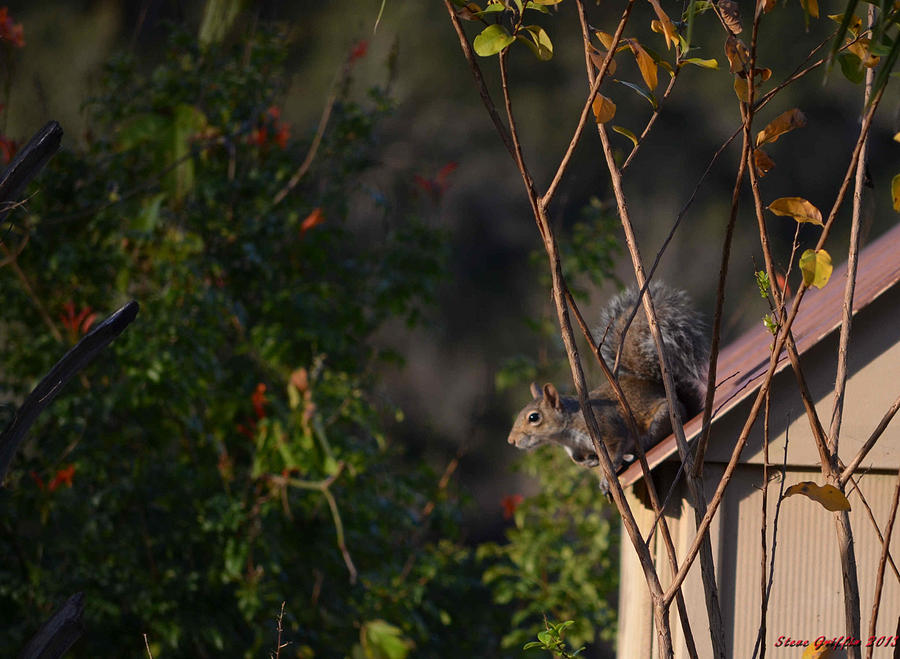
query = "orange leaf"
(627, 39, 658, 91)
(645, 0, 678, 50)
(591, 93, 616, 123)
(300, 208, 326, 235)
(756, 109, 807, 146)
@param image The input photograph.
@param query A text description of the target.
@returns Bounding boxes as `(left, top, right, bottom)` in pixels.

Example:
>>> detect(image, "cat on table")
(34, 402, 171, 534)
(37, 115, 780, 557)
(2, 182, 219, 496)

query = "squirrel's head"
(507, 382, 565, 449)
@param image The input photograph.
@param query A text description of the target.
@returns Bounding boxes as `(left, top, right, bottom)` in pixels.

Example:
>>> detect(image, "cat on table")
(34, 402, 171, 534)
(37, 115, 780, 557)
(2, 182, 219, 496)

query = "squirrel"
(506, 282, 708, 490)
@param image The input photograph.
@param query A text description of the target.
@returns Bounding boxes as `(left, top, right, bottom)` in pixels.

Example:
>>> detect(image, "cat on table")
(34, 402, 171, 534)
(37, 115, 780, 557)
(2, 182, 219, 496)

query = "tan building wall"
(617, 283, 900, 657)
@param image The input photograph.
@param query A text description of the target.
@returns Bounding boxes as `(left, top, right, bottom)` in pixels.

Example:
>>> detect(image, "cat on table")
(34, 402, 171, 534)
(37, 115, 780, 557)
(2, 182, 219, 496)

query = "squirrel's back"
(596, 282, 708, 416)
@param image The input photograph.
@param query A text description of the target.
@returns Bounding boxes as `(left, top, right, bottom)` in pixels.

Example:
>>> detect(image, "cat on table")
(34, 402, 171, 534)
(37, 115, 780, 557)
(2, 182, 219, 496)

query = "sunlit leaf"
(612, 125, 639, 147)
(847, 38, 879, 68)
(891, 173, 900, 211)
(767, 197, 823, 225)
(524, 1, 550, 13)
(646, 0, 678, 49)
(756, 108, 807, 146)
(681, 57, 719, 69)
(799, 249, 833, 288)
(753, 148, 775, 176)
(518, 25, 554, 60)
(529, 0, 563, 4)
(827, 12, 862, 36)
(828, 0, 860, 72)
(800, 0, 819, 19)
(475, 1, 506, 15)
(591, 93, 617, 123)
(594, 30, 614, 50)
(627, 39, 658, 91)
(785, 481, 850, 511)
(473, 24, 515, 56)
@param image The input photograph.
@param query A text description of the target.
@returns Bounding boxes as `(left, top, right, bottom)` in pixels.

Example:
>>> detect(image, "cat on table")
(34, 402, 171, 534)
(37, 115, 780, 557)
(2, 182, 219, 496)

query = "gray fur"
(595, 282, 709, 416)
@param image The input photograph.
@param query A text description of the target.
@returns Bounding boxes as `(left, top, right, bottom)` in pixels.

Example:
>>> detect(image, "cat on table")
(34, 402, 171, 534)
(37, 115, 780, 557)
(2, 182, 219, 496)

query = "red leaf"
(300, 208, 326, 235)
(501, 494, 524, 519)
(252, 383, 267, 419)
(348, 40, 368, 64)
(49, 464, 75, 492)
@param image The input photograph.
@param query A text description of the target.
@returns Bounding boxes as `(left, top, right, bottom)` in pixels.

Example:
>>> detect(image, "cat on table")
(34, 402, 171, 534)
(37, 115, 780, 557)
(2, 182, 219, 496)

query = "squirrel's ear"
(543, 383, 562, 410)
(530, 382, 541, 399)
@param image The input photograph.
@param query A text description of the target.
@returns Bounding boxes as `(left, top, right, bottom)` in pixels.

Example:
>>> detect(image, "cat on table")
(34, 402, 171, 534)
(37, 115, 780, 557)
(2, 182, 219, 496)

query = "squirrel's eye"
(527, 411, 541, 424)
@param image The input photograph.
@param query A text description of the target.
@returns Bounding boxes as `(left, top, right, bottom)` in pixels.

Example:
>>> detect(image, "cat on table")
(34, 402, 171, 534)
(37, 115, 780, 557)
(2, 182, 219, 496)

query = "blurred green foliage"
(0, 24, 509, 658)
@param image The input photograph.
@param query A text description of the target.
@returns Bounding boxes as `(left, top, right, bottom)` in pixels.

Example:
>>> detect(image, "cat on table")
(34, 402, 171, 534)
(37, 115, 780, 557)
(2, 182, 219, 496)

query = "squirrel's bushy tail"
(596, 282, 709, 416)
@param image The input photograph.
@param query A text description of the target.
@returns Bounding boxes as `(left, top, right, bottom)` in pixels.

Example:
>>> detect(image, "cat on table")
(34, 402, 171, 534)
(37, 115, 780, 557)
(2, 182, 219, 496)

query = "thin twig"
(143, 633, 154, 659)
(865, 468, 900, 659)
(841, 393, 900, 486)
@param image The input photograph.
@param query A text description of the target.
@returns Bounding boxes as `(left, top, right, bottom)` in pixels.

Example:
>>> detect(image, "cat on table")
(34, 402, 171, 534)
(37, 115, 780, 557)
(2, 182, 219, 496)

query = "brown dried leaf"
(718, 0, 742, 34)
(725, 35, 750, 73)
(759, 0, 776, 13)
(456, 2, 482, 20)
(588, 46, 617, 76)
(785, 482, 850, 511)
(594, 30, 614, 50)
(591, 93, 616, 123)
(753, 148, 775, 176)
(756, 108, 807, 146)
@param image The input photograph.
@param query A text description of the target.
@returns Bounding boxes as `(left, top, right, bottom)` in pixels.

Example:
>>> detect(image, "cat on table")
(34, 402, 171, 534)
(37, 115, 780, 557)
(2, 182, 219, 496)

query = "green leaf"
(837, 51, 865, 83)
(518, 25, 554, 60)
(799, 248, 833, 288)
(524, 1, 550, 13)
(473, 24, 515, 56)
(475, 2, 506, 15)
(612, 125, 639, 147)
(131, 192, 167, 233)
(613, 79, 658, 108)
(682, 57, 719, 69)
(522, 641, 544, 649)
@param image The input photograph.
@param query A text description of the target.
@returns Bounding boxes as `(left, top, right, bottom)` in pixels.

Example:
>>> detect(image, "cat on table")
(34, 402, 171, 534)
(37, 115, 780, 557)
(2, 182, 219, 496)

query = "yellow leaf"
(646, 0, 678, 50)
(767, 197, 823, 225)
(753, 148, 775, 177)
(801, 0, 819, 18)
(893, 132, 900, 143)
(754, 67, 772, 82)
(827, 12, 862, 36)
(847, 38, 880, 68)
(594, 30, 614, 50)
(592, 93, 616, 123)
(799, 249, 833, 289)
(627, 39, 658, 91)
(733, 77, 750, 102)
(756, 108, 808, 146)
(891, 173, 900, 212)
(785, 481, 850, 511)
(802, 644, 841, 658)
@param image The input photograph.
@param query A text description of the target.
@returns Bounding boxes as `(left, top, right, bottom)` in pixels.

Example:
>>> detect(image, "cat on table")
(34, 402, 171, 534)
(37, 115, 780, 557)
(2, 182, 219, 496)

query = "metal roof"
(619, 220, 900, 487)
